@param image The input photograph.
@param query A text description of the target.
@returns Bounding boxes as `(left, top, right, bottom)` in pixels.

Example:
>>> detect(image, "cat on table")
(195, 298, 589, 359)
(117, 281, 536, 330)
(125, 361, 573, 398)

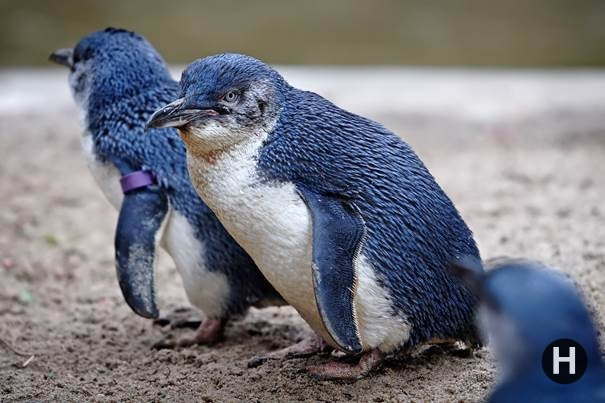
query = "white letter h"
(553, 346, 576, 374)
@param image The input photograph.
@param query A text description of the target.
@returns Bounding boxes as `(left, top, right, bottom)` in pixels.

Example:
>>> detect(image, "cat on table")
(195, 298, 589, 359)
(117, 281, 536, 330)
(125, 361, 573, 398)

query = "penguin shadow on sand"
(149, 304, 473, 382)
(244, 317, 478, 383)
(153, 305, 309, 358)
(301, 340, 477, 383)
(151, 306, 204, 349)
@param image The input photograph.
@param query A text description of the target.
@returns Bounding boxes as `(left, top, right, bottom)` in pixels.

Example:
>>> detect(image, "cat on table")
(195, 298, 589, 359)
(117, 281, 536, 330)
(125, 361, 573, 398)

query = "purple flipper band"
(120, 170, 156, 194)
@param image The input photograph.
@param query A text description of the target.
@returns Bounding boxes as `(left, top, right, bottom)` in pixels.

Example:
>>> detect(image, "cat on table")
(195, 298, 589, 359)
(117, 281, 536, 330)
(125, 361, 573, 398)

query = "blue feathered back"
(258, 84, 481, 346)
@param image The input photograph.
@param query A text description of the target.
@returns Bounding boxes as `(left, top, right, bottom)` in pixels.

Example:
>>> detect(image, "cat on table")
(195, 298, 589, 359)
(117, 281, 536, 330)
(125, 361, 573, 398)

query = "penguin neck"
(178, 105, 281, 165)
(178, 128, 258, 165)
(181, 108, 280, 170)
(185, 129, 268, 197)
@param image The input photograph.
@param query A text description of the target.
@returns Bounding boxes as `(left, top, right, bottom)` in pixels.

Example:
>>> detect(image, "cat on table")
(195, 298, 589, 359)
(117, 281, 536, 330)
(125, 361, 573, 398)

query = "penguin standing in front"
(50, 31, 281, 347)
(147, 53, 483, 380)
(452, 258, 605, 402)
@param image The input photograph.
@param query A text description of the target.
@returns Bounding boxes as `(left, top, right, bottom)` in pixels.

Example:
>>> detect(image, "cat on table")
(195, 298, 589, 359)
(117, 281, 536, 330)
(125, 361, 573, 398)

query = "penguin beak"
(49, 48, 74, 69)
(449, 255, 485, 296)
(448, 254, 507, 316)
(145, 98, 220, 130)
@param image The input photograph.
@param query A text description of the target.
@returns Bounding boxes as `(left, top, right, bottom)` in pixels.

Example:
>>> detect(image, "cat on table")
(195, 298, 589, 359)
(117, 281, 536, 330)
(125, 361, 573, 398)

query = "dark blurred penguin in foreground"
(50, 29, 281, 347)
(148, 53, 482, 380)
(452, 257, 605, 402)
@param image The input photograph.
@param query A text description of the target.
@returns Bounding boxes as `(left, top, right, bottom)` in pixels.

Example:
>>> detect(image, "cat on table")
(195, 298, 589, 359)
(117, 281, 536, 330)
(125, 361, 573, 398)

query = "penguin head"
(147, 53, 285, 155)
(452, 258, 601, 379)
(50, 28, 172, 110)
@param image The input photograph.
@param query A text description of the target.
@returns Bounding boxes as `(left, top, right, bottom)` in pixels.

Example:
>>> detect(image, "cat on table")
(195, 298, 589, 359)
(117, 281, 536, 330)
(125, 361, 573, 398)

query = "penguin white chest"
(186, 138, 331, 341)
(186, 134, 412, 352)
(81, 131, 123, 209)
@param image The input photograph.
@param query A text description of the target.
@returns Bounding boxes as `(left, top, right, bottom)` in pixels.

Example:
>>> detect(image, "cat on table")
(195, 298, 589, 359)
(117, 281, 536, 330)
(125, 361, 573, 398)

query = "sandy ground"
(1, 68, 604, 402)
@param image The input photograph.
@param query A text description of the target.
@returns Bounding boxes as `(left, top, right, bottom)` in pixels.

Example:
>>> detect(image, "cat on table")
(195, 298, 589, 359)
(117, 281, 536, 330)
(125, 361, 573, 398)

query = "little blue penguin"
(147, 53, 482, 380)
(49, 30, 281, 347)
(452, 257, 605, 402)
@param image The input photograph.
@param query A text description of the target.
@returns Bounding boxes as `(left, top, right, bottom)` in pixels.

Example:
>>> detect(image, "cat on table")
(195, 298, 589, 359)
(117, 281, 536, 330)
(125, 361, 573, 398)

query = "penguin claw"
(307, 349, 383, 382)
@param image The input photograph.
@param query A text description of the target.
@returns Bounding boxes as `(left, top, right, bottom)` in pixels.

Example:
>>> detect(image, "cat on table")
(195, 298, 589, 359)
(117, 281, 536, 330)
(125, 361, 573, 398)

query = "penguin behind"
(148, 53, 482, 380)
(452, 257, 605, 402)
(49, 30, 281, 347)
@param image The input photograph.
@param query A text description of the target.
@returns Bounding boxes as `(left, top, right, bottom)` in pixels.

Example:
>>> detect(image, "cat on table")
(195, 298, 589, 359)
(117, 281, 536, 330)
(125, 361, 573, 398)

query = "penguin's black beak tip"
(146, 98, 222, 133)
(143, 119, 154, 132)
(146, 98, 186, 132)
(49, 48, 74, 69)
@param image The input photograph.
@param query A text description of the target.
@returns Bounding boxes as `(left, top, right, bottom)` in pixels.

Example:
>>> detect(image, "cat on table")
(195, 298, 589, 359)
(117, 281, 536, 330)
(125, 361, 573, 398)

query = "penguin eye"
(72, 51, 82, 64)
(223, 90, 239, 103)
(73, 45, 92, 64)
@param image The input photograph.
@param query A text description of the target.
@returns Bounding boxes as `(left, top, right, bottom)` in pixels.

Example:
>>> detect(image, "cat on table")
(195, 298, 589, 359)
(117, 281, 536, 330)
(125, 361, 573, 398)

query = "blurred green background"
(1, 0, 605, 66)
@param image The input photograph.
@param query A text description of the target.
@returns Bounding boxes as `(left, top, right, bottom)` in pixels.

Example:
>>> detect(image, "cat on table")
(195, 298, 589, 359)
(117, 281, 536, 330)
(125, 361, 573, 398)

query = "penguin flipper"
(115, 187, 168, 319)
(296, 185, 364, 354)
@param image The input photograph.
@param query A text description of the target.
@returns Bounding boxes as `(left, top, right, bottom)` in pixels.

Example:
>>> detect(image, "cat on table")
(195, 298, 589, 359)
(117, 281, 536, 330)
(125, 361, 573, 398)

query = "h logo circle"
(542, 339, 588, 384)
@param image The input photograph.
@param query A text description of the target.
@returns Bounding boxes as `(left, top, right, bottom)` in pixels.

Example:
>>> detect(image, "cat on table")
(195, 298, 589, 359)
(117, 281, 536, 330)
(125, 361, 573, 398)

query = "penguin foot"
(248, 334, 330, 368)
(307, 349, 383, 382)
(153, 317, 227, 349)
(177, 317, 227, 347)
